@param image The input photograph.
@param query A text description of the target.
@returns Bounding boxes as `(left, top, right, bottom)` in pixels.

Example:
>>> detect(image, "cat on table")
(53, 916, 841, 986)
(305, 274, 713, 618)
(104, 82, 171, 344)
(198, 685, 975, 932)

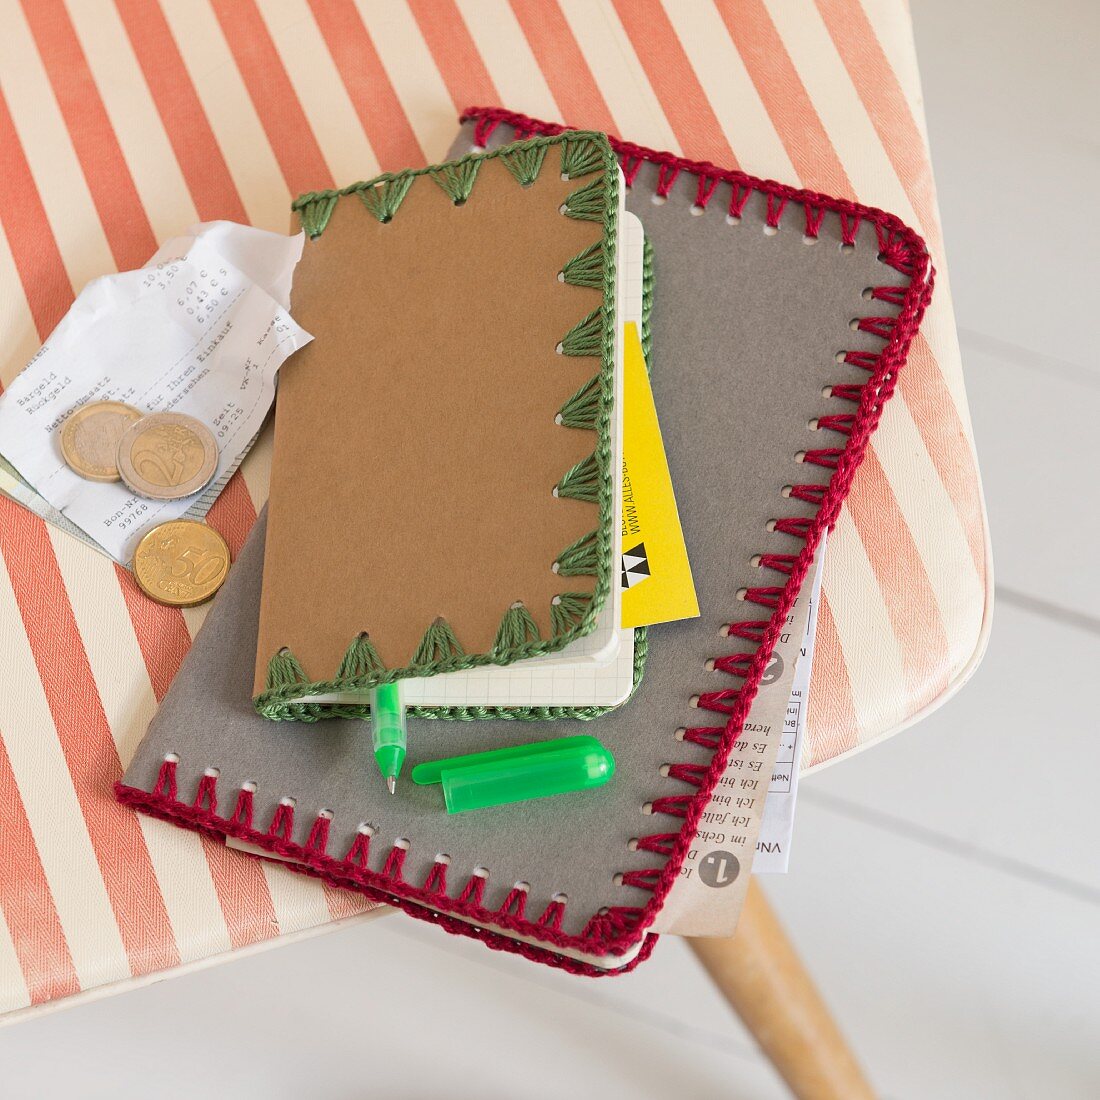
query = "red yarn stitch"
(694, 174, 719, 209)
(857, 316, 896, 340)
(498, 886, 528, 919)
(306, 813, 331, 854)
(457, 872, 487, 907)
(727, 621, 768, 642)
(665, 763, 707, 787)
(537, 899, 565, 930)
(712, 653, 755, 677)
(193, 772, 217, 813)
(423, 859, 449, 895)
(154, 757, 177, 799)
(115, 107, 933, 978)
(655, 162, 680, 197)
(695, 689, 739, 715)
(346, 830, 371, 869)
(788, 484, 828, 505)
(231, 786, 254, 828)
(741, 586, 784, 609)
(620, 869, 661, 891)
(829, 383, 864, 402)
(634, 834, 678, 855)
(803, 204, 825, 238)
(758, 553, 797, 574)
(621, 154, 643, 187)
(381, 844, 407, 881)
(680, 727, 723, 750)
(801, 449, 843, 470)
(816, 414, 855, 435)
(268, 801, 294, 841)
(765, 193, 788, 228)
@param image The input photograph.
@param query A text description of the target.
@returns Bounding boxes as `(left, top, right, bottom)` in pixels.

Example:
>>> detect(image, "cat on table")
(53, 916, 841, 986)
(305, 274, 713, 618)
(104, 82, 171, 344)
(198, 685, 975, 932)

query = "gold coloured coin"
(116, 412, 219, 500)
(60, 401, 143, 482)
(132, 520, 230, 607)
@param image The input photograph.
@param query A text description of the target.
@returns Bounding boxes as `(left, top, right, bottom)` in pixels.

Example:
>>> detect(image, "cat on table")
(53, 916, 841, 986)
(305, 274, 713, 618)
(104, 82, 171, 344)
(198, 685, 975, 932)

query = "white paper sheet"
(0, 222, 311, 563)
(753, 535, 826, 873)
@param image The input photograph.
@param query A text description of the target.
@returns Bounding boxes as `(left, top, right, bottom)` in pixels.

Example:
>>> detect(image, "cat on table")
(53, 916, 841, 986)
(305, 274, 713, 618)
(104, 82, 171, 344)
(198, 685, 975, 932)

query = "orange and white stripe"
(0, 0, 990, 1015)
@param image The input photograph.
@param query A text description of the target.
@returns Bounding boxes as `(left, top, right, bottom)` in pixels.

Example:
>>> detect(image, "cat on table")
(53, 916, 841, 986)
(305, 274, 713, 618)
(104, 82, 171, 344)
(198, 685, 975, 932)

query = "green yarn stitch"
(557, 307, 605, 357)
(641, 236, 655, 365)
(500, 141, 548, 187)
(429, 157, 481, 205)
(336, 632, 385, 680)
(556, 375, 601, 429)
(555, 453, 599, 503)
(358, 172, 415, 223)
(266, 648, 308, 691)
(560, 177, 605, 222)
(559, 241, 605, 288)
(296, 191, 339, 238)
(412, 617, 465, 666)
(550, 591, 593, 635)
(561, 136, 606, 180)
(553, 530, 599, 577)
(493, 602, 540, 652)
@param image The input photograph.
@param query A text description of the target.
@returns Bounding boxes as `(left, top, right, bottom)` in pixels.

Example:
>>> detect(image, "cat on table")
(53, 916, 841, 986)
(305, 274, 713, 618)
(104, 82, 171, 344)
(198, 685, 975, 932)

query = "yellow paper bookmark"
(621, 322, 699, 629)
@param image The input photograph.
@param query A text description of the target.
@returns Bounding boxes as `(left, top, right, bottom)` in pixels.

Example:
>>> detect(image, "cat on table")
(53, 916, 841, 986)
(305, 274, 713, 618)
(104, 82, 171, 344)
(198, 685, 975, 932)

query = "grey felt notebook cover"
(120, 116, 926, 968)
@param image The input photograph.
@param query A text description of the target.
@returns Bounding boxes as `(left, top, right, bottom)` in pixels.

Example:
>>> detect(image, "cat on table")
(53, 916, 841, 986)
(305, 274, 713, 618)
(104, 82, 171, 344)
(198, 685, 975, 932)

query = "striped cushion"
(0, 0, 988, 1015)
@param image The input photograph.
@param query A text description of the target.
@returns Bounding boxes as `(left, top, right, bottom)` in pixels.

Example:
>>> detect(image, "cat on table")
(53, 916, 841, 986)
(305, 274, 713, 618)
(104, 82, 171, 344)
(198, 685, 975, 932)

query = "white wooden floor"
(2, 2, 1096, 1096)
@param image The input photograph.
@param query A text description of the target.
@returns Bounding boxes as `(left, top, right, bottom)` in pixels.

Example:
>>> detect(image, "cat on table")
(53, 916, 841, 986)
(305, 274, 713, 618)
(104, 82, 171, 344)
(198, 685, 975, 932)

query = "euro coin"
(60, 401, 142, 482)
(117, 412, 218, 500)
(132, 520, 230, 607)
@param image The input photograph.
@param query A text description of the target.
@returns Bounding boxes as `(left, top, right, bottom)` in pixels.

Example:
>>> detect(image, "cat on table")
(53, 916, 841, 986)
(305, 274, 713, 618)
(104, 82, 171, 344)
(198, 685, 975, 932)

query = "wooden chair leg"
(688, 880, 875, 1100)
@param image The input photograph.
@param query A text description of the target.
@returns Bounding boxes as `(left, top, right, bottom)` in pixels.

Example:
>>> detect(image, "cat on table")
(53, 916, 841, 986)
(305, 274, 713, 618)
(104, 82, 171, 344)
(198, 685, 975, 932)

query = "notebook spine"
(460, 106, 935, 933)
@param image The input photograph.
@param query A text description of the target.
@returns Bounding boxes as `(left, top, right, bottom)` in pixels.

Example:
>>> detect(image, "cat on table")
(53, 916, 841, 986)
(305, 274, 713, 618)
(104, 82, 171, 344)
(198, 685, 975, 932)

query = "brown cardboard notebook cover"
(254, 134, 619, 717)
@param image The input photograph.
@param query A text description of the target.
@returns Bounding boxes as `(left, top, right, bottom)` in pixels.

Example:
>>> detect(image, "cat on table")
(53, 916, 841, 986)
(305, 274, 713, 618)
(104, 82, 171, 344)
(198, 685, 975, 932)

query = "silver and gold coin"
(60, 400, 143, 482)
(132, 520, 230, 607)
(116, 412, 218, 500)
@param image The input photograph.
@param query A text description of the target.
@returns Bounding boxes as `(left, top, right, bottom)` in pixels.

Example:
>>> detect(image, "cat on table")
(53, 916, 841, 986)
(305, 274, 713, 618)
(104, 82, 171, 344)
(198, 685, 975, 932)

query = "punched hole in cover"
(781, 485, 794, 498)
(795, 451, 807, 463)
(279, 796, 296, 808)
(641, 803, 654, 815)
(551, 892, 569, 903)
(472, 865, 489, 879)
(689, 695, 701, 708)
(751, 553, 764, 565)
(736, 587, 748, 600)
(434, 853, 451, 865)
(203, 766, 220, 778)
(650, 193, 667, 205)
(704, 659, 716, 671)
(513, 880, 530, 892)
(840, 242, 856, 254)
(718, 624, 731, 637)
(163, 751, 180, 763)
(690, 204, 705, 216)
(393, 837, 411, 851)
(554, 413, 564, 425)
(725, 214, 741, 226)
(558, 204, 568, 215)
(763, 224, 778, 236)
(808, 418, 820, 430)
(674, 727, 687, 740)
(554, 341, 564, 354)
(659, 764, 671, 776)
(356, 822, 375, 836)
(627, 839, 639, 851)
(834, 350, 847, 363)
(613, 873, 625, 885)
(241, 780, 258, 793)
(802, 234, 819, 245)
(765, 519, 778, 532)
(317, 808, 334, 820)
(822, 385, 834, 397)
(848, 318, 861, 331)
(551, 561, 560, 574)
(862, 286, 875, 299)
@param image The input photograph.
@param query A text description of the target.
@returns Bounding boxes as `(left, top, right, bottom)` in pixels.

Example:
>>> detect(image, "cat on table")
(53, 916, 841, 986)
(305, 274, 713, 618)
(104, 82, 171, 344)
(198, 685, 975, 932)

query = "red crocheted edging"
(456, 106, 935, 942)
(114, 779, 656, 978)
(116, 107, 933, 973)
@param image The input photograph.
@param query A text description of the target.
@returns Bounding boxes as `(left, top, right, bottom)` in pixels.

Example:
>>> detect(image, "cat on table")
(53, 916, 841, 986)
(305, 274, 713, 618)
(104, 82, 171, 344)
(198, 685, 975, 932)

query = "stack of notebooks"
(117, 110, 933, 975)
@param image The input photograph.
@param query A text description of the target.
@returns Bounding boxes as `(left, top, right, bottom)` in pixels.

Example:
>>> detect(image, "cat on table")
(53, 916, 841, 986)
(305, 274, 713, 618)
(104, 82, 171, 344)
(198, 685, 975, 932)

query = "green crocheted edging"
(257, 132, 619, 721)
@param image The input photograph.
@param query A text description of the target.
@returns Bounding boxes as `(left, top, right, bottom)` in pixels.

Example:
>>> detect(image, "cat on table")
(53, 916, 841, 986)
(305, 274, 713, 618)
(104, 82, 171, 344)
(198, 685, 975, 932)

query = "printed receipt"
(653, 541, 826, 937)
(0, 222, 311, 563)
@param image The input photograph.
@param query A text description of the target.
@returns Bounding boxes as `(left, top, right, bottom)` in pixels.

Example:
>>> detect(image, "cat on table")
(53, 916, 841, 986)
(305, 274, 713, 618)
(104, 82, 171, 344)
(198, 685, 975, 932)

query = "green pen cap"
(411, 735, 614, 814)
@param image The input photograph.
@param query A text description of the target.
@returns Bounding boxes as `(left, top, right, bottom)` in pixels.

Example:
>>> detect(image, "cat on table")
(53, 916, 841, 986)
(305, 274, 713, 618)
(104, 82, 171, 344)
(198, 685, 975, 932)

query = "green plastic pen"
(370, 681, 406, 795)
